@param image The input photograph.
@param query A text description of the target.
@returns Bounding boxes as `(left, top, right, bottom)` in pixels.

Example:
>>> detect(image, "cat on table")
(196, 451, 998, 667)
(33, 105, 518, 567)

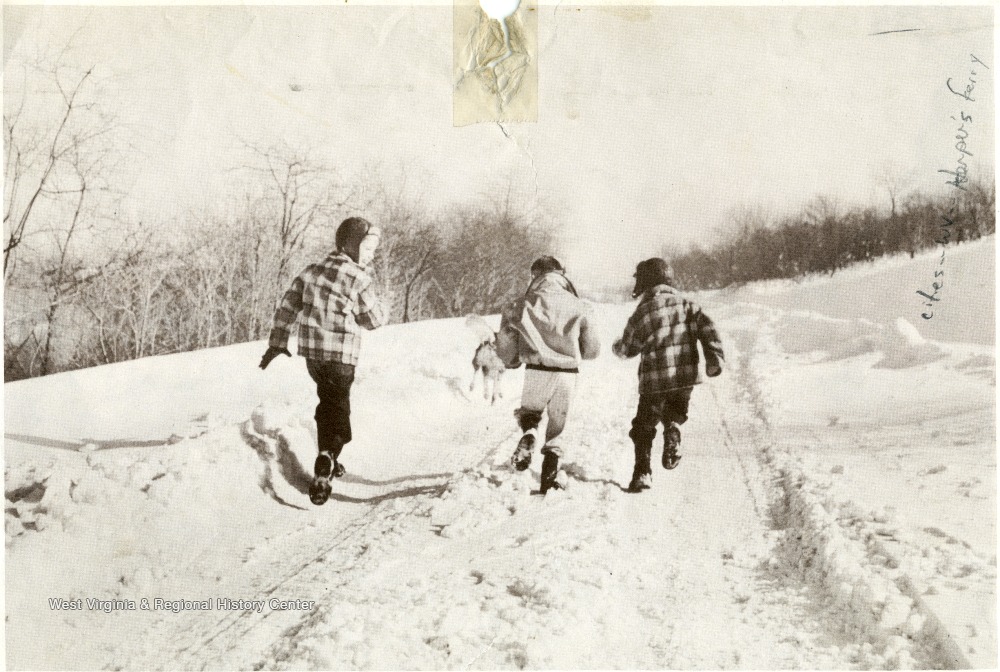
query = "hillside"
(5, 237, 995, 670)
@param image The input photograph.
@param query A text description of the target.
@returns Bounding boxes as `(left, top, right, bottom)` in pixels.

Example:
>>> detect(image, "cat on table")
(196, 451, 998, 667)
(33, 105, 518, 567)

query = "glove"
(259, 346, 291, 370)
(494, 326, 522, 369)
(706, 361, 722, 377)
(612, 338, 628, 359)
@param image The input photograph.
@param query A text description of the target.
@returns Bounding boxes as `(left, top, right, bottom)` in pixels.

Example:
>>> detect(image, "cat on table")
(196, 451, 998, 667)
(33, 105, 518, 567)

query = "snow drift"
(5, 237, 995, 670)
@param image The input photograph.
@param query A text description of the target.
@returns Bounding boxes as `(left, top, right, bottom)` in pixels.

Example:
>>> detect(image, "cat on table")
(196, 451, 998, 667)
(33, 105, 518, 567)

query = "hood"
(527, 271, 579, 298)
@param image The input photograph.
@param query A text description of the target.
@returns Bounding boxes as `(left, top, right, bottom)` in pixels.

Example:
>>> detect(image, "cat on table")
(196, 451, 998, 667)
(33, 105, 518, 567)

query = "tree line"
(666, 182, 995, 291)
(5, 49, 995, 381)
(4, 143, 552, 380)
(3, 48, 553, 380)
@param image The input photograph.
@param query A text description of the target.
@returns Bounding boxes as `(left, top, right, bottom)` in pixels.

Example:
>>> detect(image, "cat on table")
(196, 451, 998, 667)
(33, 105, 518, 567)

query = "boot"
(315, 451, 346, 479)
(310, 448, 344, 506)
(628, 441, 653, 493)
(539, 452, 562, 495)
(627, 470, 652, 493)
(310, 452, 334, 506)
(314, 451, 334, 478)
(308, 477, 332, 505)
(663, 422, 682, 470)
(510, 433, 535, 471)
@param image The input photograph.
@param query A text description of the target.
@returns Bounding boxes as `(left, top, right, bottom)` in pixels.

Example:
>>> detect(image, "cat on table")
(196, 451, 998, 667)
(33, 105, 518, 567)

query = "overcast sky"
(4, 4, 994, 286)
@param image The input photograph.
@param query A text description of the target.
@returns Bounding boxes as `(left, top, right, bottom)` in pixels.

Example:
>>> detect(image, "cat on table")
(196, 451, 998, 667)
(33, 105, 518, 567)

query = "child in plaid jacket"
(260, 217, 386, 505)
(613, 258, 724, 493)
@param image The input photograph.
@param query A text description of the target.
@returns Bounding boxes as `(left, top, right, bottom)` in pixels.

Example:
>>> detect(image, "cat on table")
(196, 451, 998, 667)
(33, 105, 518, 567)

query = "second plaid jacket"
(613, 284, 724, 394)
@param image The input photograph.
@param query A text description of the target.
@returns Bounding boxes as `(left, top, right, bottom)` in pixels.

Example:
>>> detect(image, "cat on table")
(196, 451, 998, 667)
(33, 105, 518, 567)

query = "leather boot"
(539, 451, 562, 495)
(511, 432, 535, 471)
(315, 438, 346, 479)
(628, 441, 653, 492)
(662, 422, 682, 470)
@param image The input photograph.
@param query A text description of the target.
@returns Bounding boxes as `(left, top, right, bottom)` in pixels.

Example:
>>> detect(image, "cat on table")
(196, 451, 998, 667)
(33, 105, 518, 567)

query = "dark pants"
(306, 360, 355, 460)
(515, 408, 544, 432)
(628, 387, 693, 449)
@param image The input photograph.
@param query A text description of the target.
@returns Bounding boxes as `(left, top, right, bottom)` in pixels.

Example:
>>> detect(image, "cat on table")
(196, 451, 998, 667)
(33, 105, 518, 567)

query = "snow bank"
(722, 236, 994, 346)
(773, 311, 945, 369)
(5, 238, 993, 670)
(772, 457, 964, 670)
(726, 309, 991, 669)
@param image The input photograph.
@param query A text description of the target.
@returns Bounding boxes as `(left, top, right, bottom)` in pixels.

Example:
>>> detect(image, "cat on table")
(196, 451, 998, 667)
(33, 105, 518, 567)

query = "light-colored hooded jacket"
(496, 271, 600, 370)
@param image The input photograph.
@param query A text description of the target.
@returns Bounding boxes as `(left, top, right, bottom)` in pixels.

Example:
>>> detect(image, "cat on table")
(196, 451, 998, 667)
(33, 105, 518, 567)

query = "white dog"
(466, 315, 506, 404)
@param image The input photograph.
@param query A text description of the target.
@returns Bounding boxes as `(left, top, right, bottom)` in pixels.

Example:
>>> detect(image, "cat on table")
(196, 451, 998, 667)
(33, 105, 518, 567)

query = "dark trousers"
(306, 360, 356, 460)
(629, 387, 693, 449)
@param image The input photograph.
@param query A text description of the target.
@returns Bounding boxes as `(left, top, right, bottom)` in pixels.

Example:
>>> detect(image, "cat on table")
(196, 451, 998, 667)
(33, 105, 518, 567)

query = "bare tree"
(77, 247, 174, 365)
(960, 174, 996, 241)
(238, 142, 354, 287)
(364, 183, 446, 323)
(4, 45, 132, 377)
(432, 200, 552, 318)
(711, 204, 772, 285)
(876, 163, 910, 221)
(801, 195, 847, 274)
(374, 218, 444, 323)
(4, 48, 122, 280)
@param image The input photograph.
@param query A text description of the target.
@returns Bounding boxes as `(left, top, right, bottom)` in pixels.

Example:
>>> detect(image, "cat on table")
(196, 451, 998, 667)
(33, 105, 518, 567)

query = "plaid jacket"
(268, 252, 386, 365)
(613, 285, 724, 395)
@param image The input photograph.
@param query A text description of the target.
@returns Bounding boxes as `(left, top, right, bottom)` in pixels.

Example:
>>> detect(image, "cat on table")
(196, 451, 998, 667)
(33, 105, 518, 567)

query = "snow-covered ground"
(5, 238, 995, 670)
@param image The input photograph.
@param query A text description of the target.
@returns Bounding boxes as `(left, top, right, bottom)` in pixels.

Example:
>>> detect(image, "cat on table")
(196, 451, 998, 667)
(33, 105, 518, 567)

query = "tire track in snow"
(708, 382, 767, 520)
(235, 337, 866, 669)
(724, 324, 964, 669)
(152, 406, 521, 669)
(114, 311, 862, 669)
(175, 497, 424, 667)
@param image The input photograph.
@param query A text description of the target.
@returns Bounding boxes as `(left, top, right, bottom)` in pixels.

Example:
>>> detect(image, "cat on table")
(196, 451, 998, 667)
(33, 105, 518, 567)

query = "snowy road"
(87, 312, 866, 670)
(6, 241, 995, 670)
